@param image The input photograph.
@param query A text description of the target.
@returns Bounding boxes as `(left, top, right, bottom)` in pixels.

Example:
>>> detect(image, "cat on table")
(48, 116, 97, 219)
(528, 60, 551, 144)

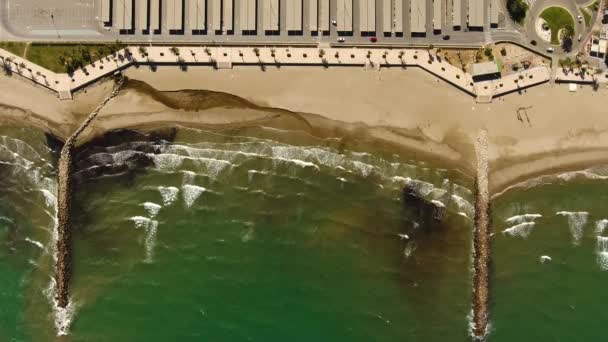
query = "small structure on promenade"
(472, 61, 501, 82)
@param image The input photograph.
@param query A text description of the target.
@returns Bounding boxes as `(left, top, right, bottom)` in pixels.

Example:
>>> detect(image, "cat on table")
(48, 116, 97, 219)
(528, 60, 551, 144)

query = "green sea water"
(5, 124, 607, 341)
(491, 173, 608, 341)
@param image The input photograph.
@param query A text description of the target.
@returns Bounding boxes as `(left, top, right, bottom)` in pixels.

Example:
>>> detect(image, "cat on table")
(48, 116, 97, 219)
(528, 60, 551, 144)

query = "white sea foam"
(25, 237, 45, 249)
(158, 186, 179, 206)
(182, 184, 206, 208)
(43, 278, 76, 336)
(129, 216, 159, 263)
(502, 222, 535, 239)
(556, 211, 589, 245)
(241, 226, 255, 242)
(597, 236, 608, 270)
(272, 157, 320, 171)
(403, 241, 416, 258)
(182, 170, 196, 184)
(540, 255, 552, 263)
(595, 219, 608, 234)
(149, 153, 183, 171)
(142, 202, 162, 218)
(431, 200, 446, 208)
(40, 189, 57, 208)
(505, 214, 542, 225)
(451, 194, 475, 219)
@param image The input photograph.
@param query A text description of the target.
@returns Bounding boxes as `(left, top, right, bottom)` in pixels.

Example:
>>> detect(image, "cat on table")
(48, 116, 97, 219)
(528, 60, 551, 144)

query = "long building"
(167, 0, 184, 31)
(310, 0, 330, 33)
(453, 0, 462, 28)
(336, 0, 353, 33)
(137, 0, 149, 31)
(410, 0, 426, 34)
(100, 0, 111, 24)
(212, 0, 234, 33)
(150, 0, 161, 32)
(433, 0, 442, 31)
(491, 0, 499, 26)
(263, 0, 279, 32)
(360, 0, 375, 34)
(189, 0, 206, 32)
(240, 0, 257, 32)
(115, 0, 134, 31)
(468, 0, 484, 28)
(286, 0, 302, 32)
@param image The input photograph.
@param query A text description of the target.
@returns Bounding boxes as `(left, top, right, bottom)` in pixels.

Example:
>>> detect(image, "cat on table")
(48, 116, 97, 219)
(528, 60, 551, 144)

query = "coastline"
(1, 66, 608, 194)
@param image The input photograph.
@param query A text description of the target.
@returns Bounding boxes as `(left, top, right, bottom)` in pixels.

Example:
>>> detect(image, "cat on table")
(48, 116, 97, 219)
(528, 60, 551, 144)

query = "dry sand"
(2, 65, 608, 194)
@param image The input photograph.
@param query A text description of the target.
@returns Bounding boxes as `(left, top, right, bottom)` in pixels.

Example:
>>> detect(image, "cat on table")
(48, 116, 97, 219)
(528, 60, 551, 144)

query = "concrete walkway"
(0, 44, 590, 102)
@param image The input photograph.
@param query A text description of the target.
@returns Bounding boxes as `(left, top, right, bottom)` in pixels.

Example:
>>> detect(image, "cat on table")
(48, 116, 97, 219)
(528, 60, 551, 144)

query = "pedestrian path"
(0, 45, 567, 102)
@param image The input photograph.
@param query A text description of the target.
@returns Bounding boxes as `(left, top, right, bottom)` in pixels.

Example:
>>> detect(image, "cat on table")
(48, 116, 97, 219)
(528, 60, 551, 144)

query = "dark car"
(442, 35, 450, 40)
(370, 37, 377, 43)
(530, 40, 537, 46)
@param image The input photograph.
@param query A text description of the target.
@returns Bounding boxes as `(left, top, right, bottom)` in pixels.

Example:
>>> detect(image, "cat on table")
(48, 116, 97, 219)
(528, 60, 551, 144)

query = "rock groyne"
(55, 77, 125, 308)
(471, 129, 491, 340)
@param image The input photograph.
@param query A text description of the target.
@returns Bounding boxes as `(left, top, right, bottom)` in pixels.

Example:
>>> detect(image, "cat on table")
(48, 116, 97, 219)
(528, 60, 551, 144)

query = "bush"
(500, 47, 507, 56)
(507, 0, 528, 24)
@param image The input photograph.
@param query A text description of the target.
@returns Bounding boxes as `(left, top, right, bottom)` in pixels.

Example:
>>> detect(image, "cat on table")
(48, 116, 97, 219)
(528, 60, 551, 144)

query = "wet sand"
(2, 66, 608, 193)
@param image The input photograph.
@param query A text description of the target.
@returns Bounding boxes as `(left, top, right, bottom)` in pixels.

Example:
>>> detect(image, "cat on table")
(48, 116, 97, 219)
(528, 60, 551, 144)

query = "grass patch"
(588, 0, 600, 12)
(580, 8, 592, 27)
(26, 44, 111, 73)
(0, 42, 27, 57)
(540, 7, 575, 45)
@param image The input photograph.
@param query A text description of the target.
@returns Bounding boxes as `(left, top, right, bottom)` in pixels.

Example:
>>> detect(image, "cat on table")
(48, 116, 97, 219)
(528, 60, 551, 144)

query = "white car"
(337, 37, 345, 43)
(578, 15, 583, 23)
(332, 20, 337, 26)
(546, 47, 554, 53)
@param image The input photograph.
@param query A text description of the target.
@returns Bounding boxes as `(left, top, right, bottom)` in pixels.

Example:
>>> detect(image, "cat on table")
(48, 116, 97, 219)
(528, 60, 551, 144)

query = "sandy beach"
(2, 65, 608, 194)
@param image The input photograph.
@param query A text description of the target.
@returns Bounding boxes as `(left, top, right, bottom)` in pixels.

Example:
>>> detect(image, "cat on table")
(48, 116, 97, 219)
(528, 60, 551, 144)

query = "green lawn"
(588, 0, 600, 12)
(540, 7, 575, 45)
(580, 8, 591, 28)
(26, 44, 117, 73)
(0, 42, 26, 57)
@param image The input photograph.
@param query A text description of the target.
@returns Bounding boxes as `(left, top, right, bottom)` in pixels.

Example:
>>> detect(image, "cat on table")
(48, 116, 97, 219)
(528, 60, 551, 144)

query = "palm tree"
(253, 47, 260, 57)
(170, 46, 180, 56)
(138, 46, 147, 57)
(204, 47, 211, 56)
(318, 49, 325, 58)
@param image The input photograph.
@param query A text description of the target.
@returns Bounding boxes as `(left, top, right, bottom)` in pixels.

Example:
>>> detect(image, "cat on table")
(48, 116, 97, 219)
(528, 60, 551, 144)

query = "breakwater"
(54, 77, 125, 308)
(471, 129, 491, 340)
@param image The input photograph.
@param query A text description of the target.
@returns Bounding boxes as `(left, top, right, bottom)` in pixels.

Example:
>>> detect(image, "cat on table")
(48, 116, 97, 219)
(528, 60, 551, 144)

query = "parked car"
(577, 15, 583, 23)
(332, 20, 337, 26)
(442, 35, 451, 40)
(578, 34, 582, 41)
(369, 37, 377, 43)
(337, 37, 345, 43)
(546, 47, 554, 53)
(530, 40, 537, 46)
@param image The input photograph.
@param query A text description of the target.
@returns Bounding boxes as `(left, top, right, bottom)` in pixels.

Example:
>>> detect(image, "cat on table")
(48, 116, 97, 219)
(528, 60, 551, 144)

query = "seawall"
(472, 129, 491, 340)
(54, 77, 125, 308)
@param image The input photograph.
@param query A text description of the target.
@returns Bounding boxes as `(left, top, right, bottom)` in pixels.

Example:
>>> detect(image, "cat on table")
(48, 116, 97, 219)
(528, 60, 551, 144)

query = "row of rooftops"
(101, 0, 502, 36)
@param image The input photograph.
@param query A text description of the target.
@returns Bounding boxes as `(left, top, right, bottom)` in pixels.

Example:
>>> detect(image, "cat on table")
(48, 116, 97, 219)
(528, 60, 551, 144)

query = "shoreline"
(1, 66, 608, 194)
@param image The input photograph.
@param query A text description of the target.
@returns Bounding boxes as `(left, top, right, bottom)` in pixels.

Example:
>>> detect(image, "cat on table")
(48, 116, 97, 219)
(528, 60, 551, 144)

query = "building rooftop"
(472, 61, 500, 77)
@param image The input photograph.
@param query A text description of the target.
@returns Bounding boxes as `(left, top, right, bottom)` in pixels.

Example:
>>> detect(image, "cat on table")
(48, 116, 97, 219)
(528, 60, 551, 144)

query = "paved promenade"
(2, 44, 601, 102)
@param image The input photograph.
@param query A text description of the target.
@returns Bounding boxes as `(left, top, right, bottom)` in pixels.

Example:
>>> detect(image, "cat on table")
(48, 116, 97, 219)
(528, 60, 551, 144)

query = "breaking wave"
(129, 216, 159, 263)
(182, 184, 206, 208)
(158, 186, 179, 206)
(556, 211, 589, 245)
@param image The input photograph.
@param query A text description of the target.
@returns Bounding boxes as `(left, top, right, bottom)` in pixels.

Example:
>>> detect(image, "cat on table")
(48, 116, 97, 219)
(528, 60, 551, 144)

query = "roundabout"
(539, 6, 575, 45)
(525, 0, 589, 54)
